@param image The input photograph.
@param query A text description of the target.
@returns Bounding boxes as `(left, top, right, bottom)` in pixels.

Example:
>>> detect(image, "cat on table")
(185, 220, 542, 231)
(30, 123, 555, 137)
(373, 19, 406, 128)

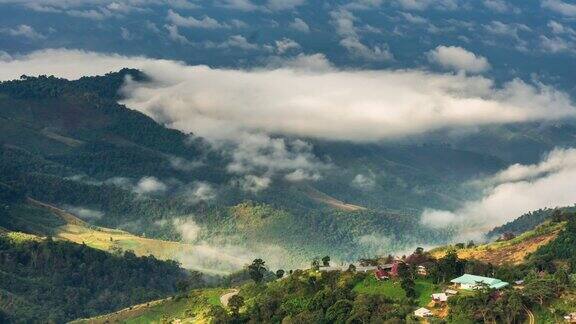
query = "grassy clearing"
(352, 275, 407, 301)
(24, 199, 200, 263)
(414, 279, 438, 306)
(352, 275, 440, 307)
(72, 288, 228, 324)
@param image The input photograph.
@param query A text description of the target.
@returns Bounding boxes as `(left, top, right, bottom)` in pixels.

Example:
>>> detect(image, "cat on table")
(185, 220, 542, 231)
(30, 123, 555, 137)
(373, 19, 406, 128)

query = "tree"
(438, 249, 464, 283)
(523, 277, 557, 306)
(276, 269, 285, 279)
(325, 299, 353, 323)
(311, 258, 320, 271)
(248, 259, 267, 284)
(322, 256, 331, 267)
(400, 278, 416, 299)
(396, 262, 412, 280)
(228, 295, 244, 316)
(496, 290, 523, 324)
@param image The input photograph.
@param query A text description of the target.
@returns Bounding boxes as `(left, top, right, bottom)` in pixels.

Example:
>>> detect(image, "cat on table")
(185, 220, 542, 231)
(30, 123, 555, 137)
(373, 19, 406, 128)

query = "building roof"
(450, 274, 509, 289)
(414, 307, 432, 316)
(431, 293, 448, 302)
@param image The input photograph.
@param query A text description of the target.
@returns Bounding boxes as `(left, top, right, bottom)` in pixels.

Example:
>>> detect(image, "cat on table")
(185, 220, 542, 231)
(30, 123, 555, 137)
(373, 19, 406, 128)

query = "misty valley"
(1, 0, 576, 322)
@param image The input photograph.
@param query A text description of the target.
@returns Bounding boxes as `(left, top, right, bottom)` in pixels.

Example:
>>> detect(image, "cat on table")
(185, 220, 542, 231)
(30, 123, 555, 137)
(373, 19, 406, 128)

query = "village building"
(318, 264, 379, 272)
(375, 267, 389, 281)
(445, 289, 458, 295)
(414, 307, 433, 318)
(431, 293, 448, 303)
(450, 274, 509, 290)
(417, 265, 428, 276)
(565, 313, 576, 323)
(318, 265, 348, 272)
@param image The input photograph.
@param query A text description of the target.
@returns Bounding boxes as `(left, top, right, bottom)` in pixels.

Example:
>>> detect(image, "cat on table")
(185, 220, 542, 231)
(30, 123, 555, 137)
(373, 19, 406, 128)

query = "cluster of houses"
(414, 274, 510, 319)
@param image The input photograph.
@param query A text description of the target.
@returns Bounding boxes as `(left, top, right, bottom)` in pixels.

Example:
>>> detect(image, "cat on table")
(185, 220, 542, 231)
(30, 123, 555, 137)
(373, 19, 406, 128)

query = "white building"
(414, 307, 432, 318)
(431, 293, 448, 302)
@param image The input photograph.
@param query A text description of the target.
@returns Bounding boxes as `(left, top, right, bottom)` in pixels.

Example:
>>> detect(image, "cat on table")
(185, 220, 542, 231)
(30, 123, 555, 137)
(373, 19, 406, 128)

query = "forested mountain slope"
(2, 70, 576, 271)
(0, 232, 205, 323)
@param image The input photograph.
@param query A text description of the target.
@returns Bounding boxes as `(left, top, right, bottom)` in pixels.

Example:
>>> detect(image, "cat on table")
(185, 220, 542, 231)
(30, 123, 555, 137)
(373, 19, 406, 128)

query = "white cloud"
(285, 169, 321, 182)
(482, 0, 511, 13)
(66, 8, 114, 20)
(217, 0, 259, 11)
(489, 148, 576, 184)
(393, 0, 459, 11)
(330, 9, 394, 61)
(421, 148, 576, 239)
(0, 25, 45, 40)
(352, 174, 376, 190)
(230, 19, 248, 28)
(235, 174, 272, 192)
(120, 27, 132, 40)
(548, 20, 576, 35)
(168, 217, 291, 273)
(184, 181, 217, 203)
(224, 132, 326, 183)
(167, 9, 227, 29)
(0, 51, 11, 61)
(266, 53, 333, 72)
(483, 21, 530, 40)
(427, 45, 490, 73)
(1, 49, 575, 144)
(540, 35, 575, 54)
(542, 0, 576, 17)
(401, 12, 428, 24)
(289, 17, 310, 33)
(165, 24, 190, 44)
(274, 38, 301, 54)
(64, 205, 104, 220)
(266, 0, 305, 11)
(172, 217, 201, 242)
(207, 35, 260, 50)
(134, 176, 168, 194)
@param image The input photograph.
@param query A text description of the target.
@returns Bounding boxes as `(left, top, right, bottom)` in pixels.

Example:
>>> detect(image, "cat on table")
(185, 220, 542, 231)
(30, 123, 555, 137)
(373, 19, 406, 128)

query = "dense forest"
(487, 207, 576, 238)
(0, 234, 205, 323)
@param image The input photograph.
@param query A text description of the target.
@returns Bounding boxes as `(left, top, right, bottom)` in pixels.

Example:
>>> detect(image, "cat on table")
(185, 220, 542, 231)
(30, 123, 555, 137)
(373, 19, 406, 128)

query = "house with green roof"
(450, 274, 509, 290)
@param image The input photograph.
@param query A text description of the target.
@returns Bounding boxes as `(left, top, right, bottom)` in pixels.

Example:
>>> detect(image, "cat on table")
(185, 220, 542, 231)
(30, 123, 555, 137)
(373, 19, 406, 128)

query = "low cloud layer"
(168, 217, 290, 273)
(1, 49, 574, 144)
(64, 205, 104, 220)
(421, 148, 576, 239)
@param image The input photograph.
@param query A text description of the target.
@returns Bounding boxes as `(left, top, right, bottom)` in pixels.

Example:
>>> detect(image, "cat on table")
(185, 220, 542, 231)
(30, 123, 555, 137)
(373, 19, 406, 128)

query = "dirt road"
(220, 289, 239, 307)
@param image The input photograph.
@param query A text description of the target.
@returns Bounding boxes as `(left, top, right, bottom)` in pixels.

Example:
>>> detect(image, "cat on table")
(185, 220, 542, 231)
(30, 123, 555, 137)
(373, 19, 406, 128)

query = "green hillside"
(80, 211, 576, 323)
(0, 232, 206, 323)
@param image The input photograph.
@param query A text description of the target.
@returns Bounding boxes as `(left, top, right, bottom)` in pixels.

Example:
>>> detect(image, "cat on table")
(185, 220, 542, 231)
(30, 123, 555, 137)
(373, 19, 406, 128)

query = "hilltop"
(76, 210, 576, 323)
(0, 230, 206, 323)
(430, 221, 564, 266)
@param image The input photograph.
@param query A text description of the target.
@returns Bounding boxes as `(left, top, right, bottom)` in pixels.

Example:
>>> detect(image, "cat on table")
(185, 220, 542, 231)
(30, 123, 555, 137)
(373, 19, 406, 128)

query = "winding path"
(220, 289, 239, 308)
(523, 305, 535, 324)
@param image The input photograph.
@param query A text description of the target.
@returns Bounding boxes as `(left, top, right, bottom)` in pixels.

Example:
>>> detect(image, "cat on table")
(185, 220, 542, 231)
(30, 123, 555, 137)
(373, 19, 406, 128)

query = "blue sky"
(0, 0, 575, 95)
